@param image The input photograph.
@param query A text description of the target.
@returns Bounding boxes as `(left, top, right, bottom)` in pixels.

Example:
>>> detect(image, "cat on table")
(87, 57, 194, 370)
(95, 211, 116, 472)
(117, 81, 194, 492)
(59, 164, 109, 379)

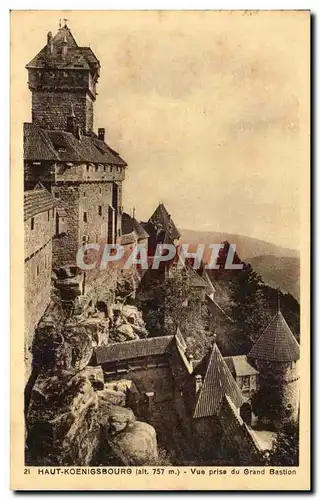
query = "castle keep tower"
(24, 22, 127, 268)
(26, 23, 99, 132)
(248, 309, 300, 426)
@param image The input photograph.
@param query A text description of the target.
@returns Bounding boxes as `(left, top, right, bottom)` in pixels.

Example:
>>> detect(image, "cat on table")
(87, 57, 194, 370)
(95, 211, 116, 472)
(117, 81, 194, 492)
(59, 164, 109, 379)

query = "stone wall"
(31, 91, 93, 132)
(25, 207, 55, 258)
(24, 239, 52, 381)
(78, 182, 113, 245)
(256, 359, 300, 424)
(193, 399, 261, 465)
(52, 185, 80, 267)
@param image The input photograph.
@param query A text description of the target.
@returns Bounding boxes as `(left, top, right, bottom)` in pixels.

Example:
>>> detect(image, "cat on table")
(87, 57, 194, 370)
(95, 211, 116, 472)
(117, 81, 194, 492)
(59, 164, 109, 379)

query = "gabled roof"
(24, 184, 56, 221)
(193, 340, 244, 418)
(224, 355, 259, 378)
(185, 262, 208, 288)
(248, 310, 300, 363)
(122, 213, 149, 241)
(148, 203, 181, 241)
(94, 335, 175, 364)
(26, 25, 100, 74)
(24, 122, 126, 166)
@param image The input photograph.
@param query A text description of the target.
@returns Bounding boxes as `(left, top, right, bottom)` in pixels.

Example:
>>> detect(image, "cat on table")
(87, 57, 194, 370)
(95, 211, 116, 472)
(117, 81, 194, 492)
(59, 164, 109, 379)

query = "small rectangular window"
(83, 191, 86, 197)
(48, 211, 50, 221)
(36, 264, 39, 276)
(110, 166, 113, 173)
(52, 208, 54, 219)
(82, 235, 87, 243)
(98, 206, 102, 216)
(86, 165, 89, 171)
(99, 187, 102, 194)
(103, 166, 106, 172)
(96, 234, 99, 243)
(31, 217, 34, 230)
(83, 212, 87, 223)
(54, 192, 59, 198)
(95, 165, 99, 172)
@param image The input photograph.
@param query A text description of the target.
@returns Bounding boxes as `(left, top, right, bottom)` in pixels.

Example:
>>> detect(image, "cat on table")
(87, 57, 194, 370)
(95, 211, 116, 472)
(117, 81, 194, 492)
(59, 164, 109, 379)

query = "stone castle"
(24, 22, 300, 466)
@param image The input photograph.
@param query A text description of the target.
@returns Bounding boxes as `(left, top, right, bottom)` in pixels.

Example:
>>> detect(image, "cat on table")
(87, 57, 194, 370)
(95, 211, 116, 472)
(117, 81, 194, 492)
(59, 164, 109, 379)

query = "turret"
(248, 308, 300, 426)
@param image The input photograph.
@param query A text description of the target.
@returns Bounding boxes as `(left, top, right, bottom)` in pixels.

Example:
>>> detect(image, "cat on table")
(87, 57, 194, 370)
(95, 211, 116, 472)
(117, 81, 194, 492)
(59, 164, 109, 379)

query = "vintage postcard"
(10, 10, 310, 491)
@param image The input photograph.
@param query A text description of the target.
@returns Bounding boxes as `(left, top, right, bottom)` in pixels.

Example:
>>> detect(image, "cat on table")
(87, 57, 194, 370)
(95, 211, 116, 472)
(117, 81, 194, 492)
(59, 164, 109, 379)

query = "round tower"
(248, 309, 300, 427)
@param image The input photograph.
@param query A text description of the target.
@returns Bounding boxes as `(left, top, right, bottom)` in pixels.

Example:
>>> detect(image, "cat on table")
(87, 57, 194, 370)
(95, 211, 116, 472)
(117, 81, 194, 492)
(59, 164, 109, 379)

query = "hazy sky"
(13, 11, 309, 250)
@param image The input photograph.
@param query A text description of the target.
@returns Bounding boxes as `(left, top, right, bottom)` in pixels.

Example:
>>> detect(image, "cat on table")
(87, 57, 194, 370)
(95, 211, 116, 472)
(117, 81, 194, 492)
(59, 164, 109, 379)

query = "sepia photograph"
(10, 9, 310, 490)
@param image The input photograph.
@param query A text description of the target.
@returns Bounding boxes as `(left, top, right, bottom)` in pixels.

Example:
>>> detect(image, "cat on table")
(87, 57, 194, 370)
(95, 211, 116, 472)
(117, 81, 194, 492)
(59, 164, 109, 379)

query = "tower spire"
(277, 289, 281, 313)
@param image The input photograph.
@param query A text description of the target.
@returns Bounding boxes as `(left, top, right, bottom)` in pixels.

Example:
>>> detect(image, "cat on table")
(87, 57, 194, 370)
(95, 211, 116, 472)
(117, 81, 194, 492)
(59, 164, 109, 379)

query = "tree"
(269, 423, 299, 466)
(229, 262, 274, 346)
(136, 268, 210, 359)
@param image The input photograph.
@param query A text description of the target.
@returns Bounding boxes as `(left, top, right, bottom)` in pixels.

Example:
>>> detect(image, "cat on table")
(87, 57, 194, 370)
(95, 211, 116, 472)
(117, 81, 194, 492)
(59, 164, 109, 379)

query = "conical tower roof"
(248, 310, 300, 363)
(149, 203, 181, 240)
(193, 339, 244, 418)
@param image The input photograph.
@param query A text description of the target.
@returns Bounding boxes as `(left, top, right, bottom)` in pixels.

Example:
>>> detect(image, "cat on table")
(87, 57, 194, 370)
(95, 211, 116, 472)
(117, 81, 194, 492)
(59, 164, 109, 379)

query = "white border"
(2, 2, 316, 498)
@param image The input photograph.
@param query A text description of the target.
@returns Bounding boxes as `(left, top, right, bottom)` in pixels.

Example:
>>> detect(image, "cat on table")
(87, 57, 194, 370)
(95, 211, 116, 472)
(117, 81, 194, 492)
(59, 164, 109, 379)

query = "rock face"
(26, 368, 102, 466)
(109, 304, 148, 342)
(96, 381, 158, 466)
(26, 291, 157, 466)
(109, 421, 158, 465)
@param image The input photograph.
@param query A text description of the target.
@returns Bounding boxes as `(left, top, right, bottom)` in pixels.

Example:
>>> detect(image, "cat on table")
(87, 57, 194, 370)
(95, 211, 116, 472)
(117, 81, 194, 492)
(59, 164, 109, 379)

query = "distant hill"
(179, 229, 299, 260)
(249, 255, 300, 301)
(179, 229, 300, 300)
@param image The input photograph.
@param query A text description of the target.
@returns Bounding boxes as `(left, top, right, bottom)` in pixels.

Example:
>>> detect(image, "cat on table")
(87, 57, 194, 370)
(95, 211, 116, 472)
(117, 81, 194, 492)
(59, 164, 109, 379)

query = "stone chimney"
(66, 105, 77, 135)
(195, 374, 202, 394)
(47, 31, 53, 55)
(98, 128, 105, 141)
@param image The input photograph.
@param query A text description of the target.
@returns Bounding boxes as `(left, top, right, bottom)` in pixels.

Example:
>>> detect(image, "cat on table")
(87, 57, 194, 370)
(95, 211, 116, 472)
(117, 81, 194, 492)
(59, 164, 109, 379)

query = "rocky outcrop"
(26, 277, 156, 466)
(109, 304, 148, 342)
(96, 380, 158, 466)
(107, 407, 136, 434)
(26, 368, 102, 466)
(108, 421, 158, 465)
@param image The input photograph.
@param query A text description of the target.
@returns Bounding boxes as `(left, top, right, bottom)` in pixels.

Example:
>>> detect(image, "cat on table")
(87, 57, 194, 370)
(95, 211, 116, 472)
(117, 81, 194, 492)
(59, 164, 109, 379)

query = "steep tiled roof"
(224, 355, 259, 378)
(24, 123, 60, 161)
(148, 203, 181, 241)
(193, 341, 244, 418)
(26, 25, 99, 74)
(94, 335, 174, 364)
(206, 295, 234, 323)
(24, 122, 126, 165)
(24, 185, 56, 221)
(186, 263, 208, 288)
(122, 213, 149, 241)
(248, 311, 300, 363)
